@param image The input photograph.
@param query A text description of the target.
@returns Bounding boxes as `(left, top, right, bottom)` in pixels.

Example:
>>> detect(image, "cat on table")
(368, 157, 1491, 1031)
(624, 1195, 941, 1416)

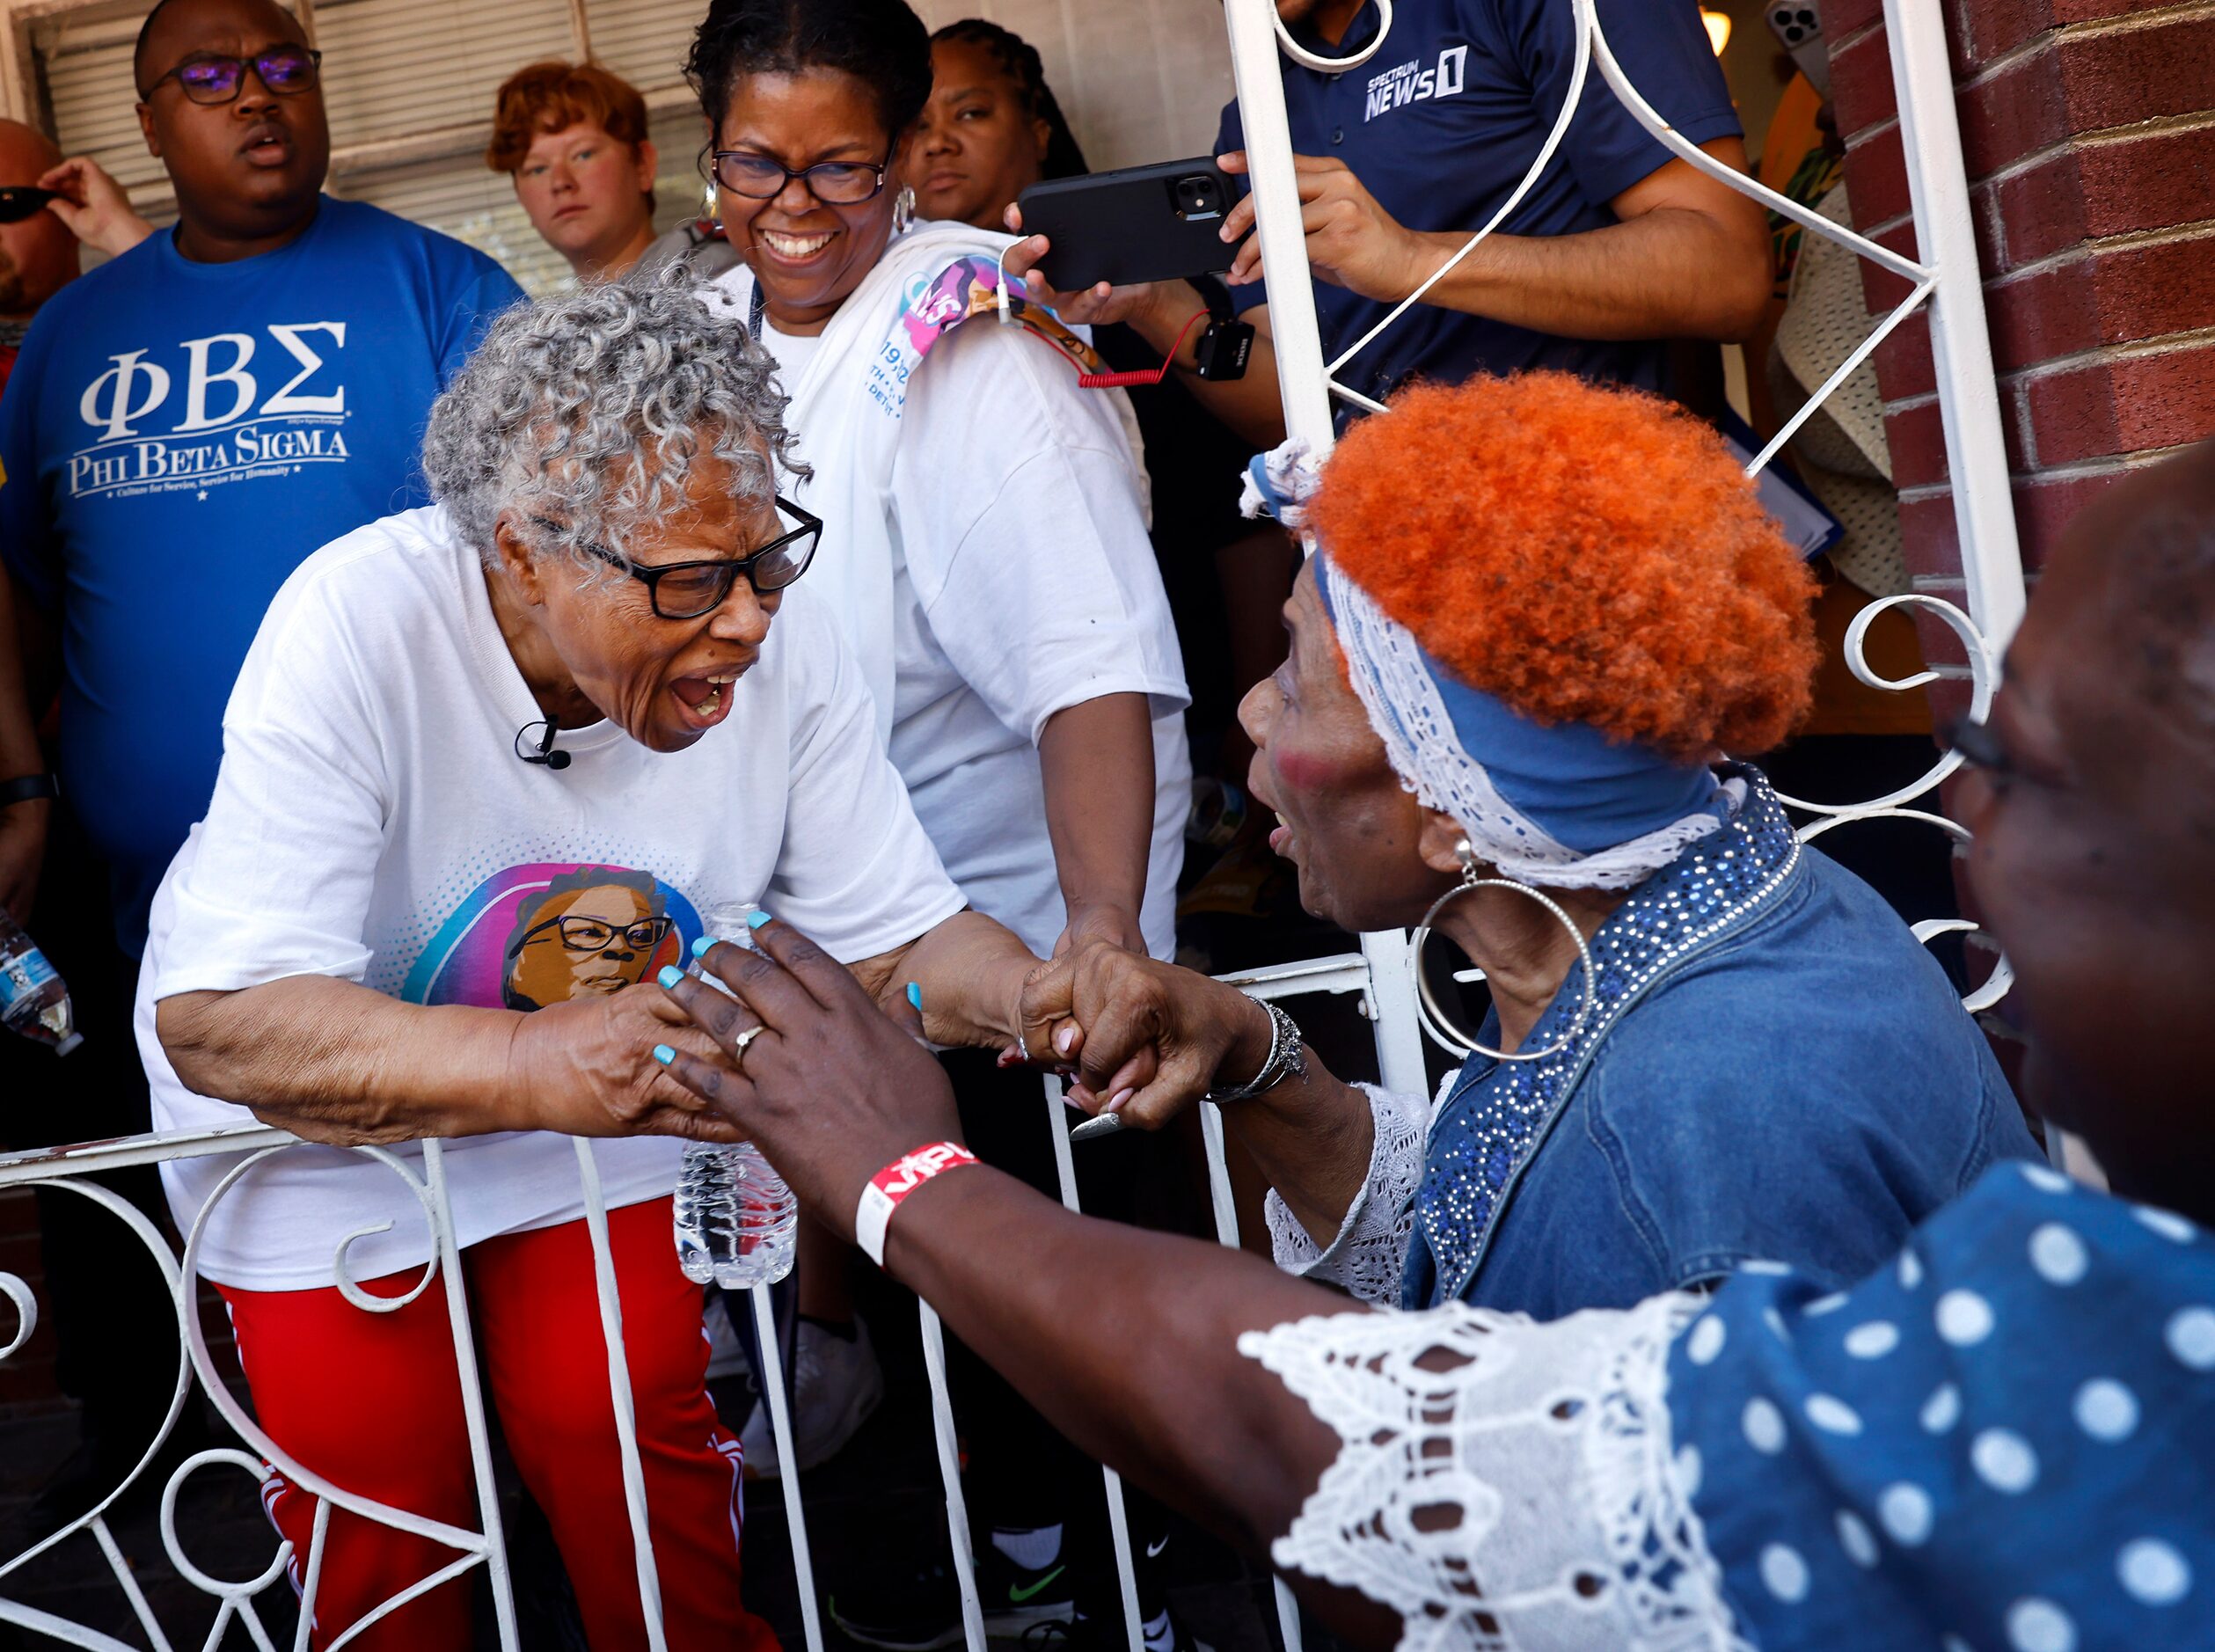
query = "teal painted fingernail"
(652, 1044, 676, 1065)
(691, 935, 717, 959)
(657, 966, 684, 990)
(906, 982, 923, 1011)
(745, 908, 773, 930)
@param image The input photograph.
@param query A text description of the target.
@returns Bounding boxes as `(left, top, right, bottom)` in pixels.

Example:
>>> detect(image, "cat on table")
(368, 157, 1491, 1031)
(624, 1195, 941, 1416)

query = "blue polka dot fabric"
(1669, 1160, 2215, 1649)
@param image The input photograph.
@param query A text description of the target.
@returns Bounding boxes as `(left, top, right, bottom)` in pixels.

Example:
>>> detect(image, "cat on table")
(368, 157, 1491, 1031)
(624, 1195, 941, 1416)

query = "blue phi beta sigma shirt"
(0, 196, 523, 953)
(1216, 0, 1740, 413)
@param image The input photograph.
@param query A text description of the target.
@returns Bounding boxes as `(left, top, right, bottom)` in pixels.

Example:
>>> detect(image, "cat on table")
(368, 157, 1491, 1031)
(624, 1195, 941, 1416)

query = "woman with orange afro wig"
(1045, 371, 2036, 1319)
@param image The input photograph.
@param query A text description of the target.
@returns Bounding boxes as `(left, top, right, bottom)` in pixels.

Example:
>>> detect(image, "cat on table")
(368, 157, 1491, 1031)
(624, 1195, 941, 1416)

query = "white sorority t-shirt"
(753, 318, 1192, 960)
(135, 506, 965, 1290)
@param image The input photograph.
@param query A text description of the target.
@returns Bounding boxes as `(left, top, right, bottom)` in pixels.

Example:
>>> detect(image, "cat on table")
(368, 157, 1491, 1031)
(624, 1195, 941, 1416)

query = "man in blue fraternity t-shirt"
(0, 0, 523, 957)
(1007, 0, 1770, 446)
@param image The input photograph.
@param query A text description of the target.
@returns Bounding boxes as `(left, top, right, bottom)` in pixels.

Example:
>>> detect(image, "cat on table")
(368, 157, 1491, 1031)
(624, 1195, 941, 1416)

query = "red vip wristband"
(855, 1141, 980, 1267)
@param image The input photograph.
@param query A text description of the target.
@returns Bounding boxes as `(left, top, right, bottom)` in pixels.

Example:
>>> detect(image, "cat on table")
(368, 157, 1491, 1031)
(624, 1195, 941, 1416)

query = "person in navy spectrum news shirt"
(0, 0, 523, 958)
(1005, 0, 1771, 446)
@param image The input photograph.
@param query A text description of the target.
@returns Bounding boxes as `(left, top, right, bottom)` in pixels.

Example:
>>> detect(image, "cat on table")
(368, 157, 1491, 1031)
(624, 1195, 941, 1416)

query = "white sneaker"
(740, 1316, 884, 1480)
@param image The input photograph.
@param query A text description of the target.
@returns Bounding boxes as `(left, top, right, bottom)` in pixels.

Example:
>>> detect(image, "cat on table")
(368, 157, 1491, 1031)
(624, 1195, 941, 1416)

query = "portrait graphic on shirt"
(398, 861, 701, 1012)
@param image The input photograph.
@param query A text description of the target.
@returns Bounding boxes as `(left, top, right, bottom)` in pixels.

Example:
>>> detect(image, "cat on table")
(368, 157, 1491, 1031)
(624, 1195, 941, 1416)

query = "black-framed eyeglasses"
(509, 912, 675, 959)
(143, 45, 322, 105)
(531, 496, 822, 620)
(0, 186, 56, 224)
(710, 149, 890, 204)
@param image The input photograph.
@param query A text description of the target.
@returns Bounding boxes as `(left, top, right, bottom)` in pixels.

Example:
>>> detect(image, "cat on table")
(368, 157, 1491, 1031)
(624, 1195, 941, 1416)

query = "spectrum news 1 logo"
(1363, 45, 1470, 122)
(67, 322, 351, 501)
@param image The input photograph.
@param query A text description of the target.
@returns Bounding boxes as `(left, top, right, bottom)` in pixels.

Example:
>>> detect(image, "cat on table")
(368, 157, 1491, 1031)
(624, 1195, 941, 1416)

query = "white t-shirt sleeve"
(766, 591, 969, 962)
(891, 322, 1188, 744)
(145, 549, 391, 1002)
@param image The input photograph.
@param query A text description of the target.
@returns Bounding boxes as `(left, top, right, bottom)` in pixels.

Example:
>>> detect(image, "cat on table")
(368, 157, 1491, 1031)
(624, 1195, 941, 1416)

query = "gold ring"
(731, 1024, 765, 1070)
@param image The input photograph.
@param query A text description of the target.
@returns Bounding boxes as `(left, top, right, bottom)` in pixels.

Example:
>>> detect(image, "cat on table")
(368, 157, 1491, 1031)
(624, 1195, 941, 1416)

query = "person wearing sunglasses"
(131, 279, 1068, 1652)
(0, 123, 150, 402)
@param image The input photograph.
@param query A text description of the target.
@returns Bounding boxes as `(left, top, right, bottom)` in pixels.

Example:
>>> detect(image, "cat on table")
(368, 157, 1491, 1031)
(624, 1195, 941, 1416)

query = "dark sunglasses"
(0, 186, 56, 224)
(531, 497, 822, 620)
(143, 45, 322, 105)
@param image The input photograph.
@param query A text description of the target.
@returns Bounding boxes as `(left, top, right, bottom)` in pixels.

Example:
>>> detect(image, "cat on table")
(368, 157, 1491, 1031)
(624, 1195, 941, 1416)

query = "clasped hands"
(644, 915, 1274, 1250)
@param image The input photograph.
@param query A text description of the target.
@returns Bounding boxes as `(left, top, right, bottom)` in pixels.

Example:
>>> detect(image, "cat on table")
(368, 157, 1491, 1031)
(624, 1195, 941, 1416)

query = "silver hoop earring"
(1411, 839, 1597, 1064)
(892, 183, 917, 234)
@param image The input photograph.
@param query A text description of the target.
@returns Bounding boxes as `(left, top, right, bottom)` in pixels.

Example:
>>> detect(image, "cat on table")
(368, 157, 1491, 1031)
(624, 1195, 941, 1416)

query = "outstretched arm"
(656, 915, 1396, 1645)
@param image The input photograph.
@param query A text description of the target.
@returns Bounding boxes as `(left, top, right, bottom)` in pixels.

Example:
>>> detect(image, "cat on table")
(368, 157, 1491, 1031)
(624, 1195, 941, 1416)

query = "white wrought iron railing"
(3, 0, 2032, 1647)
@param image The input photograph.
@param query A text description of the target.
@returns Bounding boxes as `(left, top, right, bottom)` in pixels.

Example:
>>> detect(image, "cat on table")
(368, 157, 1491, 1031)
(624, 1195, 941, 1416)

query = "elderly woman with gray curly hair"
(132, 279, 1057, 1652)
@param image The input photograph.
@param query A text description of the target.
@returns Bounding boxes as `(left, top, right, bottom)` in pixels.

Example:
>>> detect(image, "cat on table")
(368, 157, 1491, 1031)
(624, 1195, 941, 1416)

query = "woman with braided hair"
(916, 18, 1292, 824)
(912, 18, 1087, 221)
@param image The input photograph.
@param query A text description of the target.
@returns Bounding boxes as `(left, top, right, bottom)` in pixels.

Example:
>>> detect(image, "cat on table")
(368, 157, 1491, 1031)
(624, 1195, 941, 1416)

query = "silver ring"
(730, 1023, 766, 1070)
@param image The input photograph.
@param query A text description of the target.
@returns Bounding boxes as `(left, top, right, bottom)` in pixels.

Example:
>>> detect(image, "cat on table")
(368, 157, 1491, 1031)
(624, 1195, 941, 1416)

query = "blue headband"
(1312, 552, 1729, 888)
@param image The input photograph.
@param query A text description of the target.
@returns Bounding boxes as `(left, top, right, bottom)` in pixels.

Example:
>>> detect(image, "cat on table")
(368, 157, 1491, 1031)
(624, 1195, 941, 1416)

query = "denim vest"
(1401, 769, 2036, 1317)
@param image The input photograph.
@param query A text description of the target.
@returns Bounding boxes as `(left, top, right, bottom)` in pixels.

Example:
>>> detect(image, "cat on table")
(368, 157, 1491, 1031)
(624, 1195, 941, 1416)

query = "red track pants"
(219, 1196, 779, 1652)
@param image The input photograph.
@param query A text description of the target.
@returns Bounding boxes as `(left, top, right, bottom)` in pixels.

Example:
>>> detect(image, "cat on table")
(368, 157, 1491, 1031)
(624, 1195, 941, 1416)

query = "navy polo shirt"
(1217, 0, 1740, 411)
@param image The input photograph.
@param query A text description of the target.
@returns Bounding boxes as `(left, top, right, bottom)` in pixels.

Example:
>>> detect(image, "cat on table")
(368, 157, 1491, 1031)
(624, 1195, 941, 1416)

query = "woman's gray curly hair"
(422, 269, 805, 572)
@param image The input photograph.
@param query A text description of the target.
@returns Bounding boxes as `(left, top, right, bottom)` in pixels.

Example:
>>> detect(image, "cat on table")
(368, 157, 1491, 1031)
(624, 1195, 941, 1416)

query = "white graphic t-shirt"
(135, 506, 965, 1289)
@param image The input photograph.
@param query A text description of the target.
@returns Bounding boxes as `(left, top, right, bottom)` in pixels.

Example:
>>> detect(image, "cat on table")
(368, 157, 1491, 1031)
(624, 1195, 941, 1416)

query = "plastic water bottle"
(672, 904, 797, 1288)
(0, 909, 82, 1056)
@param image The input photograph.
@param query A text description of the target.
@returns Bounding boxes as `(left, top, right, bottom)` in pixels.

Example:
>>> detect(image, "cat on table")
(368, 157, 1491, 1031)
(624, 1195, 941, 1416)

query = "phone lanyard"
(748, 280, 767, 344)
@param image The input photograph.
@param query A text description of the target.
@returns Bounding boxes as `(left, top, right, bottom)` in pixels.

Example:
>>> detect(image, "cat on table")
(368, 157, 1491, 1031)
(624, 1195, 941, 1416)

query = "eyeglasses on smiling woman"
(710, 150, 890, 204)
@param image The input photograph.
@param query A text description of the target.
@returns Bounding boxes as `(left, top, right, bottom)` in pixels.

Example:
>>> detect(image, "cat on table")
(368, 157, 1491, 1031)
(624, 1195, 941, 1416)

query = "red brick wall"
(1826, 0, 2215, 606)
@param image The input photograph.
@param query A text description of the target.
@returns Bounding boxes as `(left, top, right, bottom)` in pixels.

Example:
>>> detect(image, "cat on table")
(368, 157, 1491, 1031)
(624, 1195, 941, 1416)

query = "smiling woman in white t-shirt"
(133, 279, 1056, 1652)
(681, 0, 1196, 1537)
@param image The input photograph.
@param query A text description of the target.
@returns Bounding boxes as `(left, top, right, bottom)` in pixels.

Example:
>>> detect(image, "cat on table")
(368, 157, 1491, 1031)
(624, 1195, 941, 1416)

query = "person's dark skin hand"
(502, 985, 749, 1144)
(1217, 150, 1425, 300)
(654, 915, 969, 1236)
(1020, 940, 1269, 1129)
(1052, 898, 1147, 961)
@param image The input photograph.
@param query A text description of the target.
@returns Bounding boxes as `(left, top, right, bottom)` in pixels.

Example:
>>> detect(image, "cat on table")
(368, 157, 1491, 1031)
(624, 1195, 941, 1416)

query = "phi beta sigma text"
(69, 323, 350, 500)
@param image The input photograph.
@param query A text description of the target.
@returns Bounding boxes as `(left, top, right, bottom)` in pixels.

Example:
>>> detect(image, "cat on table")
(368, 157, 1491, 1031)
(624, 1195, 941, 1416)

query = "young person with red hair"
(1020, 371, 2035, 1321)
(487, 61, 736, 284)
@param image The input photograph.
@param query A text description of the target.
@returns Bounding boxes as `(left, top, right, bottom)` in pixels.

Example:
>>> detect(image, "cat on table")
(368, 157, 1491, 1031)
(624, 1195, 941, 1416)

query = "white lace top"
(1239, 1297, 1748, 1652)
(1265, 1081, 1435, 1305)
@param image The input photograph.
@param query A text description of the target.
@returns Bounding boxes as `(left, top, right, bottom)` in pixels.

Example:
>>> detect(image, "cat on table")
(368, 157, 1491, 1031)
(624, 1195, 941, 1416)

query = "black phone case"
(1018, 158, 1238, 290)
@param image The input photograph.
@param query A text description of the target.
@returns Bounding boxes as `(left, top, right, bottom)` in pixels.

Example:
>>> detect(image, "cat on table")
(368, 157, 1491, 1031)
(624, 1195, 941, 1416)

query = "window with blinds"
(20, 0, 1232, 291)
(25, 0, 713, 294)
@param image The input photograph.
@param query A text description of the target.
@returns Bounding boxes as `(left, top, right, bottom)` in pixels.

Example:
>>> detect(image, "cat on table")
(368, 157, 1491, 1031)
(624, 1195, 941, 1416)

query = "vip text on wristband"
(855, 1141, 980, 1267)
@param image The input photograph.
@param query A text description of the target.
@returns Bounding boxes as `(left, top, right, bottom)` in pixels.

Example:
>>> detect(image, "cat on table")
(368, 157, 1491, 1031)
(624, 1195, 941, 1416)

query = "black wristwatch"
(0, 773, 58, 809)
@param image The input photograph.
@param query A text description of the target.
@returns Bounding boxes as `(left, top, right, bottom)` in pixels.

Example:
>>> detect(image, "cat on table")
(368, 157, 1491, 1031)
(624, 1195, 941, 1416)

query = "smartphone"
(1017, 158, 1238, 291)
(1765, 4, 1830, 97)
